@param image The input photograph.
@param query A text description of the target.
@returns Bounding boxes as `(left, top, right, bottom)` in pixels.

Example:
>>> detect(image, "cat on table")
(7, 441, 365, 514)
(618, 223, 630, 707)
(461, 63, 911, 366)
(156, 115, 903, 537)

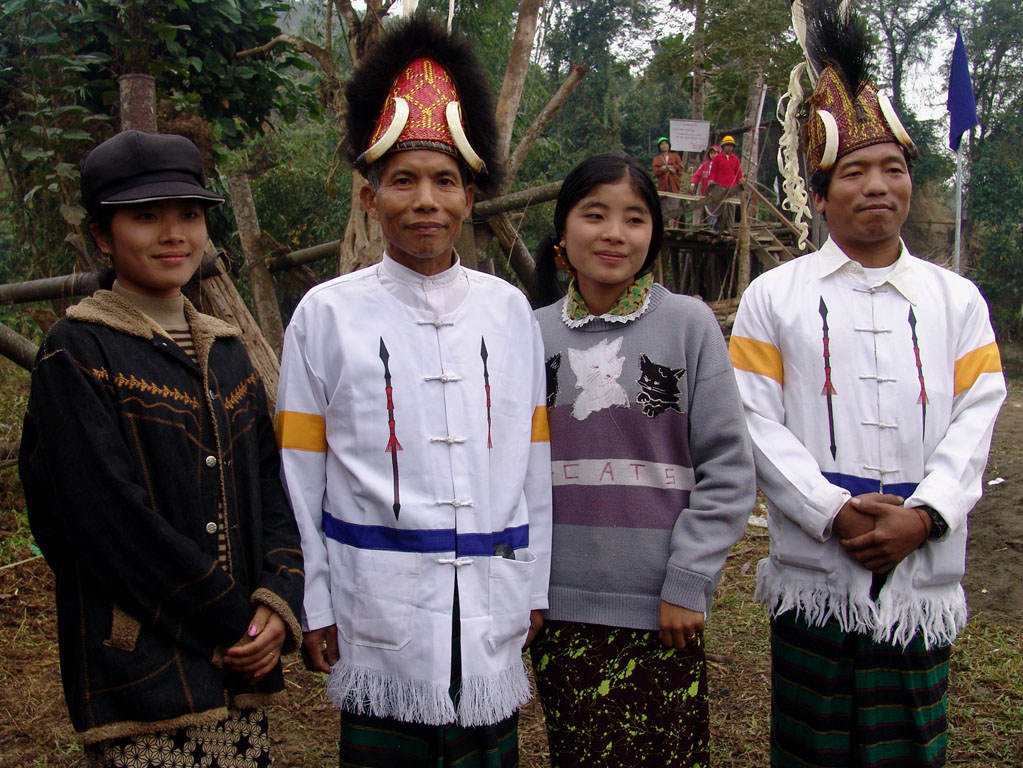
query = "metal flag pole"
(954, 141, 964, 274)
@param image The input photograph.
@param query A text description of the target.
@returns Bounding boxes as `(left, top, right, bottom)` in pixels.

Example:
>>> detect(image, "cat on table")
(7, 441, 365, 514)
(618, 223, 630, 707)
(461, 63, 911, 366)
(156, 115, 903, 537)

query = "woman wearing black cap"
(18, 130, 304, 767)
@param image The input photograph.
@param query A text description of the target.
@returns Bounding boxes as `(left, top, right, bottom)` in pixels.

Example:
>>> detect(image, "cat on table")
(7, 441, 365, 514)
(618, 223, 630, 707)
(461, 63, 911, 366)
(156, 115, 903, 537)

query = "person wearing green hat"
(652, 136, 684, 220)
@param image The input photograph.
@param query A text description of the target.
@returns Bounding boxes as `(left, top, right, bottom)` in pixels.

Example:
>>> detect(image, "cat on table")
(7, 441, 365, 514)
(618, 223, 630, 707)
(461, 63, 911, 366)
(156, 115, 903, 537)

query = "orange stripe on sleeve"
(729, 335, 784, 386)
(954, 341, 1002, 396)
(274, 411, 327, 452)
(531, 406, 550, 443)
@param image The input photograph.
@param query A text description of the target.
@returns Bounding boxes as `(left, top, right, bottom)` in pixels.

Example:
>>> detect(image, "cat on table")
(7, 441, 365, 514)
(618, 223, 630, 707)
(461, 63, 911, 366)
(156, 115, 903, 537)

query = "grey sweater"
(535, 283, 755, 630)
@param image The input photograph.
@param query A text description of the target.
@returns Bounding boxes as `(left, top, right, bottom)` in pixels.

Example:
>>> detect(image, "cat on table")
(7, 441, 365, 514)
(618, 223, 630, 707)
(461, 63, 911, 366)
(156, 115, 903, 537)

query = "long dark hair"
(532, 153, 663, 308)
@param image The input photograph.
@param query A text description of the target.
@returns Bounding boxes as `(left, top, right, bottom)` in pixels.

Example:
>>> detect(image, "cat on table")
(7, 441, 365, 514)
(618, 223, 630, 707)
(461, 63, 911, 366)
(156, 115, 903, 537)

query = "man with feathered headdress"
(729, 2, 1004, 766)
(274, 15, 552, 767)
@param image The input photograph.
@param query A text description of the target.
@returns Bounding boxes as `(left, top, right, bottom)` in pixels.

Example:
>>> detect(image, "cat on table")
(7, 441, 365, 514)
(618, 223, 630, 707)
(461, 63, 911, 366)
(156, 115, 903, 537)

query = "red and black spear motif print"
(481, 337, 493, 449)
(908, 307, 928, 439)
(379, 338, 402, 519)
(820, 297, 838, 460)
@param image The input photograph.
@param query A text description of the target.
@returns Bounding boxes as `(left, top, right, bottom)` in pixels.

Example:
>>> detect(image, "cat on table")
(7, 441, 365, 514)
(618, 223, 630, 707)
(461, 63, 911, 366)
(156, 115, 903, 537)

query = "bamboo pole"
(473, 182, 563, 219)
(0, 254, 223, 306)
(0, 321, 39, 372)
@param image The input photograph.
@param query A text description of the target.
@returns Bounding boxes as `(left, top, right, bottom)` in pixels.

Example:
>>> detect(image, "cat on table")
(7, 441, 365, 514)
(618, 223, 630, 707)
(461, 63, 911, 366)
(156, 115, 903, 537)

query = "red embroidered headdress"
(777, 0, 917, 247)
(345, 15, 501, 195)
(799, 0, 916, 174)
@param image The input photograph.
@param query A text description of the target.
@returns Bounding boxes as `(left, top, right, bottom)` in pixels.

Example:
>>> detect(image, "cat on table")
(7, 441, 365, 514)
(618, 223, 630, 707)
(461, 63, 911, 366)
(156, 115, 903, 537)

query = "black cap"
(81, 130, 224, 217)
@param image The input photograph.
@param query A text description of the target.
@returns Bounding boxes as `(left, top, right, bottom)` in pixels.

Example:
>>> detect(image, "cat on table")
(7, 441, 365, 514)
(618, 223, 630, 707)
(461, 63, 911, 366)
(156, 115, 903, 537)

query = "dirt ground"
(1, 376, 1020, 767)
(961, 383, 1023, 623)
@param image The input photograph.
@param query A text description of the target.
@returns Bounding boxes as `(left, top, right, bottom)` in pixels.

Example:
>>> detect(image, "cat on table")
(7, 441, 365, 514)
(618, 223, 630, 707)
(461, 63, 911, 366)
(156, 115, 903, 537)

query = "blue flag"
(947, 27, 978, 152)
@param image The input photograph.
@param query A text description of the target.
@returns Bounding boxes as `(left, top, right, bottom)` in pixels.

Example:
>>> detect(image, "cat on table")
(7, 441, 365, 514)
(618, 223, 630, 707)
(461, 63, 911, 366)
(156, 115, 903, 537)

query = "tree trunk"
(505, 65, 588, 186)
(691, 0, 706, 123)
(736, 70, 764, 298)
(495, 0, 543, 186)
(119, 74, 157, 132)
(740, 68, 765, 181)
(736, 189, 751, 297)
(339, 172, 384, 274)
(184, 254, 280, 408)
(227, 172, 284, 357)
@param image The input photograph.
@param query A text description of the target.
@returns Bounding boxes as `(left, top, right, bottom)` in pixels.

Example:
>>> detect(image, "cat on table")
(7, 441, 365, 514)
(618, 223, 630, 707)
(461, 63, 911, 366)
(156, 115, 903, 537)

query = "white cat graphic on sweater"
(567, 336, 628, 420)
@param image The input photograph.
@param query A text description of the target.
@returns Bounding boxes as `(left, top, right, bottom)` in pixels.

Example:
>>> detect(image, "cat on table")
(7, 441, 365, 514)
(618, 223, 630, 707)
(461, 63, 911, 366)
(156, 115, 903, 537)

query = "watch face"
(923, 506, 948, 539)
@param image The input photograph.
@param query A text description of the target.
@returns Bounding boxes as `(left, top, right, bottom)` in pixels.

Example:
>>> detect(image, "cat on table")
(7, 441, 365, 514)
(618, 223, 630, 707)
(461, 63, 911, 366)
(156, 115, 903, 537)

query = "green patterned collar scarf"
(564, 272, 654, 323)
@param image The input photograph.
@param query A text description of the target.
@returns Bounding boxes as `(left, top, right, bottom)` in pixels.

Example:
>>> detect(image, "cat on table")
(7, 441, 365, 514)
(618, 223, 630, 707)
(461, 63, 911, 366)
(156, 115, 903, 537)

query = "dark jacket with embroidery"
(19, 290, 304, 744)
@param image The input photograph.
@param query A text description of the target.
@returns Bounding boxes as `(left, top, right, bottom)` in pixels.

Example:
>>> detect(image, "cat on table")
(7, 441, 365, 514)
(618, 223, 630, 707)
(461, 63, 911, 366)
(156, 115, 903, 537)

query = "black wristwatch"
(916, 505, 948, 541)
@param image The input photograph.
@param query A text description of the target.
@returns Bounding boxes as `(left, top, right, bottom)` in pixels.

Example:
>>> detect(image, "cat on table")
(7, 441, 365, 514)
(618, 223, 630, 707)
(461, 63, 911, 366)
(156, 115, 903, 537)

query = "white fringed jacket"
(730, 238, 1005, 648)
(276, 256, 552, 726)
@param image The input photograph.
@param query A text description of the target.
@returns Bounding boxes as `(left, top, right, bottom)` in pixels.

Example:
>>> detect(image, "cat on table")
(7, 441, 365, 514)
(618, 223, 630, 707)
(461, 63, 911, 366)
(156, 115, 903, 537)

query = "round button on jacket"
(205, 522, 217, 534)
(205, 455, 217, 468)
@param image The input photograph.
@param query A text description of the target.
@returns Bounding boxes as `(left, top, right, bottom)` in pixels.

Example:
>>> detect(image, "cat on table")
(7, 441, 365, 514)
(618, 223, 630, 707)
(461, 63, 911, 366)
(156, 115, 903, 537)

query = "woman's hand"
(658, 600, 704, 649)
(224, 604, 287, 683)
(523, 609, 544, 650)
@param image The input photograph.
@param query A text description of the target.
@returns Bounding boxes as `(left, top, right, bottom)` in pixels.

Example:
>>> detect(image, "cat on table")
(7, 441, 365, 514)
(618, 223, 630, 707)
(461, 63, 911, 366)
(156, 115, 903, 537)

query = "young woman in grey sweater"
(530, 153, 755, 767)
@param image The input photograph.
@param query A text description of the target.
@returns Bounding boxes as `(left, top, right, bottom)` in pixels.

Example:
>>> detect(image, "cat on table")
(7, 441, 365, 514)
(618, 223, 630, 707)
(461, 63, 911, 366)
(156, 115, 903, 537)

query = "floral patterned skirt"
(85, 707, 271, 768)
(530, 620, 708, 768)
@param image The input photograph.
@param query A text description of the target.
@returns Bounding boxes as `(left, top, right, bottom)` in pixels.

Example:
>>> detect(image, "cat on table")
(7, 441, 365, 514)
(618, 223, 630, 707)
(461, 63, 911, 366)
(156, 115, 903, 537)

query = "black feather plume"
(806, 0, 873, 95)
(344, 14, 502, 196)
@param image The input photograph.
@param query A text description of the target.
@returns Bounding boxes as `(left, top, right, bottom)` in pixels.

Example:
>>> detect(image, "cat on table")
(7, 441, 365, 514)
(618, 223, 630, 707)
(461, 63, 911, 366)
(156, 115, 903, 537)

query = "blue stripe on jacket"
(322, 514, 529, 555)
(823, 472, 918, 500)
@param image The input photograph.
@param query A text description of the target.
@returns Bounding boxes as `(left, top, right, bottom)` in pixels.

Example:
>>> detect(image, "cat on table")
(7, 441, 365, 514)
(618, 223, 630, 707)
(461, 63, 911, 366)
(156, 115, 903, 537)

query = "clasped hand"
(834, 493, 931, 574)
(224, 604, 287, 684)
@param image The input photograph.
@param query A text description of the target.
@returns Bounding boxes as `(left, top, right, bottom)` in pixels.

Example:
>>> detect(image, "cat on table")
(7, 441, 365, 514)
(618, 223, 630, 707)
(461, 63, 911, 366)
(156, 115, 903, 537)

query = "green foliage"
(0, 0, 317, 282)
(246, 120, 351, 255)
(540, 0, 656, 168)
(959, 0, 1023, 337)
(699, 0, 801, 129)
(419, 0, 520, 96)
(621, 35, 694, 156)
(966, 122, 1023, 337)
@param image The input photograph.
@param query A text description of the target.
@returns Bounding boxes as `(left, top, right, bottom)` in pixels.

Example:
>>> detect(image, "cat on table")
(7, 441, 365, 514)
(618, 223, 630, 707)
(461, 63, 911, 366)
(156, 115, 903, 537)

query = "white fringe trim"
(325, 660, 531, 727)
(874, 586, 966, 650)
(326, 664, 456, 726)
(457, 661, 532, 727)
(756, 565, 966, 650)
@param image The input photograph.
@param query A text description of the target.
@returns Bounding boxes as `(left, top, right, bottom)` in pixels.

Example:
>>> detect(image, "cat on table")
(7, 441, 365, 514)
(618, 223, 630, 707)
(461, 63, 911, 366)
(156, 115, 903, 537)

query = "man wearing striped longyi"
(729, 3, 1005, 767)
(275, 15, 552, 768)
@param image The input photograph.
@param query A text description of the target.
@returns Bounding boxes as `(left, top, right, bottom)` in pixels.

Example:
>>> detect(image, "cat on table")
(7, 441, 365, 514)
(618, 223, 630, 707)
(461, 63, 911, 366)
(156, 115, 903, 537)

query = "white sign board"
(668, 119, 711, 153)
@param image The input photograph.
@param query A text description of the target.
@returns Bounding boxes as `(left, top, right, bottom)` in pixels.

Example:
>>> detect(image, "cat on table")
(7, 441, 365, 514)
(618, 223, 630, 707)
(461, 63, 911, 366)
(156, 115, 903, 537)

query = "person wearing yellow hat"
(275, 14, 552, 767)
(652, 136, 684, 219)
(729, 2, 1004, 766)
(706, 134, 743, 231)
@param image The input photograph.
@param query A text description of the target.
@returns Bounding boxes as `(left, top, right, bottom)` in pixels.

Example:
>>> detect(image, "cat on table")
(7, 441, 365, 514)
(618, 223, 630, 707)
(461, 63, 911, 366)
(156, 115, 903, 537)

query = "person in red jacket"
(707, 135, 743, 231)
(690, 144, 719, 225)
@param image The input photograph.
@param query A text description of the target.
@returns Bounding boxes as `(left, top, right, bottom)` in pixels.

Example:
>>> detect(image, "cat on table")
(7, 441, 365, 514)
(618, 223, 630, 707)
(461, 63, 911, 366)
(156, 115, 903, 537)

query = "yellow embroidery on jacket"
(110, 372, 200, 409)
(223, 373, 259, 411)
